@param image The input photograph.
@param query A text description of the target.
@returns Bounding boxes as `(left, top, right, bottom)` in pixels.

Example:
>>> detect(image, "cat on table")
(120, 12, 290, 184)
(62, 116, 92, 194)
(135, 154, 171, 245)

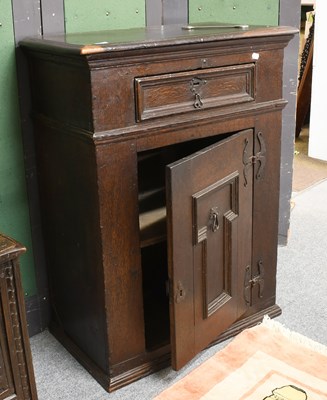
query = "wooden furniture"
(0, 234, 38, 399)
(21, 25, 296, 392)
(296, 15, 314, 137)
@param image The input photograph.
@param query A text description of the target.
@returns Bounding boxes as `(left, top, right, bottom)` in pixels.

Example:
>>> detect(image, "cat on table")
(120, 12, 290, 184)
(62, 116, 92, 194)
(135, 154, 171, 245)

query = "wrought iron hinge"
(244, 260, 264, 306)
(243, 131, 266, 187)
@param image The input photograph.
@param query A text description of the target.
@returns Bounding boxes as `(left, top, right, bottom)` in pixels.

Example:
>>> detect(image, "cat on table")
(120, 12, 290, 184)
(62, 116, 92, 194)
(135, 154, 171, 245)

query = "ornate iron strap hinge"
(243, 131, 266, 187)
(244, 260, 264, 306)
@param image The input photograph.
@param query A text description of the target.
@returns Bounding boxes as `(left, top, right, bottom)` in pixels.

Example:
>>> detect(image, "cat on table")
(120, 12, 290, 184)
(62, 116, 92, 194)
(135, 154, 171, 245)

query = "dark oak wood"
(167, 129, 253, 369)
(20, 25, 296, 392)
(0, 234, 38, 400)
(135, 63, 255, 121)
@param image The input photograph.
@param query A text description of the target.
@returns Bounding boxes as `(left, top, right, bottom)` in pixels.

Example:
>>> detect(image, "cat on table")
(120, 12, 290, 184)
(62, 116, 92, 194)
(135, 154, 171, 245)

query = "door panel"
(193, 171, 239, 320)
(166, 129, 253, 370)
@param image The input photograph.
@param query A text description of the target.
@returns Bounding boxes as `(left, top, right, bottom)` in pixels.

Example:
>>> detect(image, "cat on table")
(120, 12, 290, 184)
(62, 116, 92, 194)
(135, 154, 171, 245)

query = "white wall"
(308, 0, 327, 160)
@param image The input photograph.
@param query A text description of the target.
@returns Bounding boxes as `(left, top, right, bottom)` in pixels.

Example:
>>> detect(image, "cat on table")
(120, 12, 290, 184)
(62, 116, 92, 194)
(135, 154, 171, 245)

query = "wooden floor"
(292, 126, 327, 193)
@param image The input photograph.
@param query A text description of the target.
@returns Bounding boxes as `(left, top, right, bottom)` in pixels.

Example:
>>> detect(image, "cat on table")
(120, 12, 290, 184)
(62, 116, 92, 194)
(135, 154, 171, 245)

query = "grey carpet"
(30, 180, 327, 399)
(276, 180, 327, 344)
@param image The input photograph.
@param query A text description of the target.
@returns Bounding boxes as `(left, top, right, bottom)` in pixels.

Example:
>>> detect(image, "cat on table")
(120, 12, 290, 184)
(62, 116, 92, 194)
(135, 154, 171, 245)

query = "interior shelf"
(139, 207, 167, 248)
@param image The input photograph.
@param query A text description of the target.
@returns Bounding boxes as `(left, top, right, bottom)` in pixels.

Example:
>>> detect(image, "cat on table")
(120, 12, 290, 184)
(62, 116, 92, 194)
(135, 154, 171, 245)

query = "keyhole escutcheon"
(190, 77, 207, 109)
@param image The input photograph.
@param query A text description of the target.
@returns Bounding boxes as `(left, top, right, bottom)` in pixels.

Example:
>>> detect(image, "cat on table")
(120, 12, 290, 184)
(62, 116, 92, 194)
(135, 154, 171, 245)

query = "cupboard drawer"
(135, 63, 255, 122)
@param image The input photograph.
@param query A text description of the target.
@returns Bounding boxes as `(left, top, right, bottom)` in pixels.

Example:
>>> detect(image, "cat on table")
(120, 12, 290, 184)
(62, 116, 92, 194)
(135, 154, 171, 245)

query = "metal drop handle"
(209, 207, 220, 232)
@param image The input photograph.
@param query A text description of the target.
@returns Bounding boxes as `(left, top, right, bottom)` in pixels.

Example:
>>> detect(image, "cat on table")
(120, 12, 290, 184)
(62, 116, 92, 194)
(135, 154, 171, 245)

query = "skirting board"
(25, 294, 50, 337)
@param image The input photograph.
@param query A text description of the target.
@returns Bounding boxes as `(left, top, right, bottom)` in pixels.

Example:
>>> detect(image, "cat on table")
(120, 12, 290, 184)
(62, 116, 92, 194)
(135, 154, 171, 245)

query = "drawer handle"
(190, 77, 207, 109)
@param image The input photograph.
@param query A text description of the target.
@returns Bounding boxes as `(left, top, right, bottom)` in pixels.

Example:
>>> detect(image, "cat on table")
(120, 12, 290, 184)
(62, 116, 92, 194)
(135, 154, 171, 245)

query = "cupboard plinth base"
(50, 304, 281, 392)
(212, 304, 282, 345)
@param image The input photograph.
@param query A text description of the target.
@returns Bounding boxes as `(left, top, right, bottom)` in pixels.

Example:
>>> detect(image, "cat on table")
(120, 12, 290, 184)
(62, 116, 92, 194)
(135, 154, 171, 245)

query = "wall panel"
(41, 0, 65, 35)
(146, 0, 162, 26)
(64, 0, 146, 33)
(189, 0, 279, 26)
(162, 0, 188, 25)
(0, 0, 37, 296)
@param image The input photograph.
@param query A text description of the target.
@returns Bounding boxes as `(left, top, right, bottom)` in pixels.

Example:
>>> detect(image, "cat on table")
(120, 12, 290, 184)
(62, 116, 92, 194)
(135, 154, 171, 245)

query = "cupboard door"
(166, 129, 253, 370)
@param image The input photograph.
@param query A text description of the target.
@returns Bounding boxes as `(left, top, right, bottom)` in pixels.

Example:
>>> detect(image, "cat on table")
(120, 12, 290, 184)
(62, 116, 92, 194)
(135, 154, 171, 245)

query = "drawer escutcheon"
(190, 77, 207, 109)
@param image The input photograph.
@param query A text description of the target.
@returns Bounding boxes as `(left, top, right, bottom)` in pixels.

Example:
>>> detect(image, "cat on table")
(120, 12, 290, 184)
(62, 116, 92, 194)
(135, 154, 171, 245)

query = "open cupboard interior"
(21, 24, 296, 391)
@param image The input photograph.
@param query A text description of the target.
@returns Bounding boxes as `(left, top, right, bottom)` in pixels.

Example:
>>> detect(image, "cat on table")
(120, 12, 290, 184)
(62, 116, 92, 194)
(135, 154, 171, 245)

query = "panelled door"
(166, 129, 254, 370)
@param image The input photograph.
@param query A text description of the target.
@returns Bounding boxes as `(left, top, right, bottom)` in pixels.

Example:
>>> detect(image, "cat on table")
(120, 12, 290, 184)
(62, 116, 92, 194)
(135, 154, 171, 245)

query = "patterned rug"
(155, 317, 327, 399)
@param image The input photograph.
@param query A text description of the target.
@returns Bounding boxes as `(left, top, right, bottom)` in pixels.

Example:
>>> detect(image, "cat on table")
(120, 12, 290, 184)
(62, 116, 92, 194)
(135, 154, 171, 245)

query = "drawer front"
(135, 63, 255, 122)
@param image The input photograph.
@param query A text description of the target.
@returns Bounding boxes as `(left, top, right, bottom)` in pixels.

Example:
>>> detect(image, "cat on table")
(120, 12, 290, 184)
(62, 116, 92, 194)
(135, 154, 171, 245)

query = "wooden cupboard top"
(20, 24, 297, 136)
(20, 24, 298, 56)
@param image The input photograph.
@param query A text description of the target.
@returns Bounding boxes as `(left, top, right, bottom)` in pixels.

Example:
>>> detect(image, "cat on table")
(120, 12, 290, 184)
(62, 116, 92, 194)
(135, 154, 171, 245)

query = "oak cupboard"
(21, 25, 296, 392)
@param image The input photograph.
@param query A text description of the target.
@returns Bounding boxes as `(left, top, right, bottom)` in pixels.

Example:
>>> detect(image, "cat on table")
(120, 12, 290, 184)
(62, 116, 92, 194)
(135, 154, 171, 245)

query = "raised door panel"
(166, 129, 253, 370)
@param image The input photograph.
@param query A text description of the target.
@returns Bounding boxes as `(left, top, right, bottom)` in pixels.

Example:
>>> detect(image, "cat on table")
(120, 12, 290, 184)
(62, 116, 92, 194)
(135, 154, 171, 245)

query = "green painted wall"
(0, 1, 37, 295)
(64, 0, 146, 33)
(189, 0, 279, 26)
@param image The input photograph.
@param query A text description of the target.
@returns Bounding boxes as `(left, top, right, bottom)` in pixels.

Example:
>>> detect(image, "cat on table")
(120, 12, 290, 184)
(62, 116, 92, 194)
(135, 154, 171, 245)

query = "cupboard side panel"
(96, 141, 146, 365)
(34, 122, 108, 373)
(27, 56, 93, 131)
